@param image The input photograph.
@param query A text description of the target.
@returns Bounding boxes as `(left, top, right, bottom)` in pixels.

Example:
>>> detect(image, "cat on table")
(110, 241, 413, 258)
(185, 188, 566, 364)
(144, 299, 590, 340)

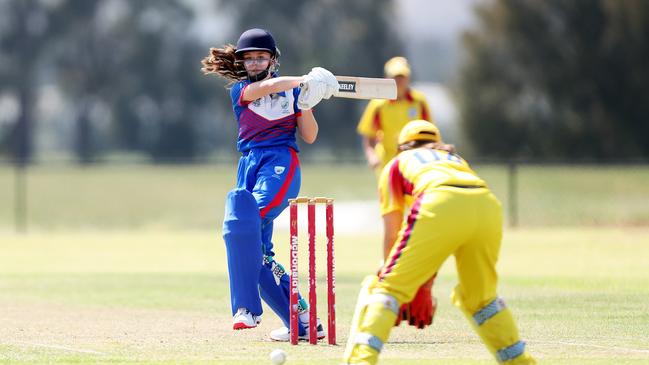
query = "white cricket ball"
(269, 348, 287, 365)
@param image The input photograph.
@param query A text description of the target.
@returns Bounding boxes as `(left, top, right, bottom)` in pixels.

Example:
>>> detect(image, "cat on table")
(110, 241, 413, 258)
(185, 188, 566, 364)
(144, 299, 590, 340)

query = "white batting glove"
(308, 67, 338, 99)
(298, 75, 326, 110)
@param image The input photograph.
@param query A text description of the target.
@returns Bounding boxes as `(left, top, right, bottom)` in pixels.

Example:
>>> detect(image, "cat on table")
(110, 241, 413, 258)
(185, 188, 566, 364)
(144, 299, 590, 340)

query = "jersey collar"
(389, 89, 414, 103)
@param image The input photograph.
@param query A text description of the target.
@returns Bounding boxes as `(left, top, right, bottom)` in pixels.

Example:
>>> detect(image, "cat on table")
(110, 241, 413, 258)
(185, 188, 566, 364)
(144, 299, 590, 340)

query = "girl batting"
(201, 28, 338, 341)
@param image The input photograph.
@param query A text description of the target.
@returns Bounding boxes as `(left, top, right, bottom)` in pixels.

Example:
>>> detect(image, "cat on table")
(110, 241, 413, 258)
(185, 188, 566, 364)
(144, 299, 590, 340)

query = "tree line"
(460, 0, 649, 160)
(0, 0, 402, 164)
(2, 0, 648, 164)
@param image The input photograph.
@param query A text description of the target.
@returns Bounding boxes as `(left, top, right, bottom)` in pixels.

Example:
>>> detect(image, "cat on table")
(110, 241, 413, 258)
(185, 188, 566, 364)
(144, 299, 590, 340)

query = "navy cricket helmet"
(235, 28, 278, 58)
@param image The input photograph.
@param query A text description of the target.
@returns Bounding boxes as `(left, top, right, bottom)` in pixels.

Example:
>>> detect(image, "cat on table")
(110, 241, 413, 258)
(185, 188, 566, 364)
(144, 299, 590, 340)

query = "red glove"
(408, 276, 437, 329)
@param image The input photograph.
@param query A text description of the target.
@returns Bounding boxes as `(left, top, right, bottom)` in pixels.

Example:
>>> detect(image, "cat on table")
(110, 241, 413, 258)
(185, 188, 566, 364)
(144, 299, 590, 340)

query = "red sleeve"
(420, 102, 430, 122)
(372, 109, 382, 131)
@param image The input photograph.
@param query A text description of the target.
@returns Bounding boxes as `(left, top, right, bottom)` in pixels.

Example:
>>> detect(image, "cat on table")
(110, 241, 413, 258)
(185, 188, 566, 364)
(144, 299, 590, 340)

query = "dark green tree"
(1, 0, 404, 162)
(0, 0, 59, 165)
(51, 0, 214, 163)
(48, 1, 124, 163)
(459, 0, 649, 160)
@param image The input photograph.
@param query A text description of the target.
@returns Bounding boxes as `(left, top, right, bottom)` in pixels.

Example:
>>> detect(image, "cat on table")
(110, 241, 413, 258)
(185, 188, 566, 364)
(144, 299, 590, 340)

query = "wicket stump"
(289, 197, 336, 345)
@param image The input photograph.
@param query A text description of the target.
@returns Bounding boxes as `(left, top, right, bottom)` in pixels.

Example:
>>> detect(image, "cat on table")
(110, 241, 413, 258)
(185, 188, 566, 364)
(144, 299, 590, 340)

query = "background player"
(201, 28, 338, 341)
(343, 120, 537, 364)
(357, 56, 438, 328)
(357, 56, 433, 175)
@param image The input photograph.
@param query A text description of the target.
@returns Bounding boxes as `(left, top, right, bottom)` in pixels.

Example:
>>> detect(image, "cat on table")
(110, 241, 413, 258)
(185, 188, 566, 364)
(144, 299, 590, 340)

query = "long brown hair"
(200, 44, 246, 82)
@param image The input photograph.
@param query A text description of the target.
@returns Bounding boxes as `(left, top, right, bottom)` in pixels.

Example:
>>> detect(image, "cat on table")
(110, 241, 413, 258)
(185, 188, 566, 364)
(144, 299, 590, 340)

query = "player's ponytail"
(201, 44, 245, 82)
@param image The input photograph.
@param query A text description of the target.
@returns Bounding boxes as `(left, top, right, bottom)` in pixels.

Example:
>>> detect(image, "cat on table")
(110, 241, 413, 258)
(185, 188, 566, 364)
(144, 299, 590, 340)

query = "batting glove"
(297, 75, 326, 110)
(308, 67, 338, 99)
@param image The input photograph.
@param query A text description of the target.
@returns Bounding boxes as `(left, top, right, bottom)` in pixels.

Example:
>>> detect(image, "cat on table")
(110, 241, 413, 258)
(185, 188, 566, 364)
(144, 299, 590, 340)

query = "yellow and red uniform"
(343, 147, 536, 365)
(357, 89, 432, 173)
(376, 147, 495, 305)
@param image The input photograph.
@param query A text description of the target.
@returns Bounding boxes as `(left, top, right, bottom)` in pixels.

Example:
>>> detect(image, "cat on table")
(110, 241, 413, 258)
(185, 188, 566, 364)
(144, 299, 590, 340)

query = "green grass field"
(1, 164, 649, 230)
(1, 228, 649, 364)
(1, 163, 648, 364)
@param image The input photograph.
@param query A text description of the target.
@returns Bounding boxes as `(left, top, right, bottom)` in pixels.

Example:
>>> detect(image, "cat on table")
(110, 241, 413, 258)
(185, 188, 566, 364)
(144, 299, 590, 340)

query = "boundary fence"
(3, 158, 648, 233)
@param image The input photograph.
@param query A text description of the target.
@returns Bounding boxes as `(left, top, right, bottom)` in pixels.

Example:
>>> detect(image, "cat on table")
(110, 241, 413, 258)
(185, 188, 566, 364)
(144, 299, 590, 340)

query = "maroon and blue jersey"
(224, 74, 306, 331)
(230, 75, 302, 152)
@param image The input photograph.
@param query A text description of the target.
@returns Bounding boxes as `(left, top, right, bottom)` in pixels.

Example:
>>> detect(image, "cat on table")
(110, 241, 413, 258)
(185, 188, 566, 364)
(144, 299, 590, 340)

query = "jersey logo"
(272, 166, 286, 179)
(408, 107, 418, 118)
(248, 93, 294, 119)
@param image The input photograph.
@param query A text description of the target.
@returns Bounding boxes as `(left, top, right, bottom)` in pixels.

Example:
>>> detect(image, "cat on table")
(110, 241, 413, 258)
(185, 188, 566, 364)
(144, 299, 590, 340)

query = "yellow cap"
(398, 120, 441, 145)
(384, 56, 411, 78)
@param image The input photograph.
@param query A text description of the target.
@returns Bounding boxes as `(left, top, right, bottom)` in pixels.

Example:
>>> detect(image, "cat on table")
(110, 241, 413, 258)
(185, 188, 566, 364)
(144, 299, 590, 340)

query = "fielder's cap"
(384, 56, 411, 78)
(235, 28, 277, 57)
(398, 120, 441, 145)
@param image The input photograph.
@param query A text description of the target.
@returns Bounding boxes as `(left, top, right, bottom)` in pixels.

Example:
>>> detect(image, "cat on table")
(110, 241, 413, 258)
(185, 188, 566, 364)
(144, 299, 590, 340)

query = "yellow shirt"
(378, 147, 487, 215)
(357, 89, 432, 171)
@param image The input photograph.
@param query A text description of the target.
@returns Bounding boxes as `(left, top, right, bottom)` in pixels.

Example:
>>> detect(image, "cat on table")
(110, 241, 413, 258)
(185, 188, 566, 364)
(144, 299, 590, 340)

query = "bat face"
(299, 75, 396, 100)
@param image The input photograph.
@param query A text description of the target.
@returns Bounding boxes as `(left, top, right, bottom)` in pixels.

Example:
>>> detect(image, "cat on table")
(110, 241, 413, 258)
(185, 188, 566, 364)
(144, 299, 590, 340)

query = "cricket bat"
(300, 76, 397, 100)
(334, 76, 397, 100)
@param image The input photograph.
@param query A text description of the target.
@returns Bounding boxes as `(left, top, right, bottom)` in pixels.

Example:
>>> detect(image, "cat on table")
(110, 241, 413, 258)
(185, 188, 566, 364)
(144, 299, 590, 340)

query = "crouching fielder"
(343, 120, 536, 364)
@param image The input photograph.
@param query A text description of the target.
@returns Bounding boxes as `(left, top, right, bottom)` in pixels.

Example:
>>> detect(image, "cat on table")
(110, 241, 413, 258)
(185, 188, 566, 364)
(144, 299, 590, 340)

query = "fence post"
(508, 161, 518, 228)
(14, 163, 27, 233)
